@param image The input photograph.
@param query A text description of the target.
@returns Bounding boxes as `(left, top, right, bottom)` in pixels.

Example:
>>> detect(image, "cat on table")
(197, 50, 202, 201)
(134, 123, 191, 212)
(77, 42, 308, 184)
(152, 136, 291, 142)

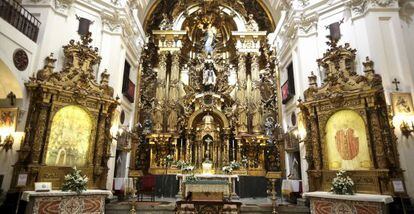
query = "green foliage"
(222, 161, 242, 174)
(230, 161, 241, 170)
(175, 160, 194, 172)
(185, 174, 198, 182)
(330, 170, 354, 195)
(61, 167, 88, 194)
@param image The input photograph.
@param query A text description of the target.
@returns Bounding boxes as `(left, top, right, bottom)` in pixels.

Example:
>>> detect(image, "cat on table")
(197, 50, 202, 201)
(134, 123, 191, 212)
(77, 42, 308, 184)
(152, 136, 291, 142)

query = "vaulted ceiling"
(134, 0, 284, 33)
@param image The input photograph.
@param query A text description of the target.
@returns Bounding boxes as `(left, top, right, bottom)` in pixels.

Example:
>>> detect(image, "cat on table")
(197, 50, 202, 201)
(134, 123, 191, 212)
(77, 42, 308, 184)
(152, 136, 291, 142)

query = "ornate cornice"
(101, 11, 122, 33)
(399, 0, 414, 23)
(349, 0, 398, 16)
(296, 12, 319, 35)
(54, 0, 75, 14)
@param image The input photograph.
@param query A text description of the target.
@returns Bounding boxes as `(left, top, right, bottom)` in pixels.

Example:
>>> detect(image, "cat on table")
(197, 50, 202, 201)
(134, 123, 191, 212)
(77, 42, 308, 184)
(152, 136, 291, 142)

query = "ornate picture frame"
(0, 108, 18, 132)
(390, 92, 414, 115)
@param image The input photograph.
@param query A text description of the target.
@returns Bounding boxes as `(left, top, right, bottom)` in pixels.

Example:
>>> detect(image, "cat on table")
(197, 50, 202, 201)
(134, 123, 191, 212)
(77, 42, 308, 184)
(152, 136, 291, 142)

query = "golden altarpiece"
(10, 33, 118, 190)
(298, 38, 403, 195)
(130, 0, 284, 177)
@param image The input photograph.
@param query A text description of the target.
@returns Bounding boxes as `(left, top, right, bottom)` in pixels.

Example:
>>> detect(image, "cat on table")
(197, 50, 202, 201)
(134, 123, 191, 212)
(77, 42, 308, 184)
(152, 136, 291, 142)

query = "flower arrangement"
(166, 154, 174, 164)
(241, 156, 248, 168)
(185, 174, 198, 182)
(222, 166, 233, 174)
(330, 170, 354, 195)
(61, 167, 88, 194)
(182, 165, 195, 172)
(176, 160, 195, 173)
(230, 161, 241, 170)
(222, 161, 242, 174)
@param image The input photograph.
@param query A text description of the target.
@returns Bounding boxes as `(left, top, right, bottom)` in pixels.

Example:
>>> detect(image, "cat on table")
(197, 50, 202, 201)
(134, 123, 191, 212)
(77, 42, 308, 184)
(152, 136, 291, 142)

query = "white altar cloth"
(22, 190, 113, 202)
(176, 174, 239, 199)
(176, 173, 239, 181)
(302, 191, 393, 204)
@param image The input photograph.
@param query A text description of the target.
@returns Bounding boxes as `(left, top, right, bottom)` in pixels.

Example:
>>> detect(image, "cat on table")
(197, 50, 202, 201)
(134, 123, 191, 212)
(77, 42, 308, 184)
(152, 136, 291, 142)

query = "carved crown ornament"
(303, 38, 383, 103)
(28, 32, 115, 99)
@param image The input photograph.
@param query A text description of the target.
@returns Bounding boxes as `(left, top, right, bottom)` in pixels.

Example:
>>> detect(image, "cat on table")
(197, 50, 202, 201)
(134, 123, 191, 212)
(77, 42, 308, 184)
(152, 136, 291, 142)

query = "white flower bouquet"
(330, 170, 354, 195)
(61, 167, 88, 194)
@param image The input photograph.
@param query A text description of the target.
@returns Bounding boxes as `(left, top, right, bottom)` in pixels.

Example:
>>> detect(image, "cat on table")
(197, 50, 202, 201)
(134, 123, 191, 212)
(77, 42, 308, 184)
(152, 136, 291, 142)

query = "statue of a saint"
(264, 117, 274, 136)
(159, 13, 172, 30)
(167, 109, 178, 132)
(288, 157, 300, 180)
(199, 23, 217, 54)
(246, 14, 259, 32)
(203, 62, 216, 88)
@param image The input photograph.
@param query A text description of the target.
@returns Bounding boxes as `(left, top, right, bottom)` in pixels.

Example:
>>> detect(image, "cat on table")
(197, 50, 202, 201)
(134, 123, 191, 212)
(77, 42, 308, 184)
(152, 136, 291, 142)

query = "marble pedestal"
(303, 191, 393, 214)
(22, 190, 112, 214)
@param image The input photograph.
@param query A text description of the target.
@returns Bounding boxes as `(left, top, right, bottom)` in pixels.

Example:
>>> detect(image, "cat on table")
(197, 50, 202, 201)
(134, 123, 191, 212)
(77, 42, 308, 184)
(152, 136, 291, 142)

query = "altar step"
(241, 204, 309, 213)
(105, 198, 310, 214)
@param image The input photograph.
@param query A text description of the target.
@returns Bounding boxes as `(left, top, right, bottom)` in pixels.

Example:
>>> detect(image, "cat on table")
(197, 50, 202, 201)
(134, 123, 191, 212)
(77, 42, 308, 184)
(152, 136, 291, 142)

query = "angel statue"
(246, 14, 259, 32)
(159, 13, 172, 30)
(199, 23, 217, 54)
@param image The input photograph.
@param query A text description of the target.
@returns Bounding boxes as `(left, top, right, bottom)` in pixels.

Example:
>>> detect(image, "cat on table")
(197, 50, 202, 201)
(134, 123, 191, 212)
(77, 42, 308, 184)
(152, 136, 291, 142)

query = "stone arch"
(187, 108, 230, 130)
(0, 59, 23, 99)
(142, 0, 278, 32)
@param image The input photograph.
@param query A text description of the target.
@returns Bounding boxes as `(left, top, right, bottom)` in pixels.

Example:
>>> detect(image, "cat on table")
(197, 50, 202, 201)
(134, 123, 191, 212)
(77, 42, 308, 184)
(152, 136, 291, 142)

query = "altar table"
(22, 190, 112, 214)
(184, 180, 230, 200)
(303, 191, 393, 214)
(176, 174, 239, 199)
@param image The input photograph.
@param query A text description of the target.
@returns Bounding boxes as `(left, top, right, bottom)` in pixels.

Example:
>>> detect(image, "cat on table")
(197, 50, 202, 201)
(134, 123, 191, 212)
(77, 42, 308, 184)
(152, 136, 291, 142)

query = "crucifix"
(204, 137, 213, 160)
(392, 78, 400, 91)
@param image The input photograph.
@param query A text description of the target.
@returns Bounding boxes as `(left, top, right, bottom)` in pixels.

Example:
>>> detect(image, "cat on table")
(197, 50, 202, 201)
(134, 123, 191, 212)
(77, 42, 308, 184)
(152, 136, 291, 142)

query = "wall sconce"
(400, 121, 414, 138)
(0, 134, 14, 151)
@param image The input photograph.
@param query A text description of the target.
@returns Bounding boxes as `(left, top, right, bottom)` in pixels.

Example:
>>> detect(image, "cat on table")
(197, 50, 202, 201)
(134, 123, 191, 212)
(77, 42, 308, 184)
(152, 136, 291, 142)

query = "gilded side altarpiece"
(10, 33, 118, 191)
(299, 39, 404, 195)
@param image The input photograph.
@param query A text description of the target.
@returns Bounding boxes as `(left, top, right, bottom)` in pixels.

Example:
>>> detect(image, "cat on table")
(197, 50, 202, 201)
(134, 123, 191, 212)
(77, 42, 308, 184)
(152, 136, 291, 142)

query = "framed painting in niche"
(45, 105, 93, 167)
(325, 110, 372, 170)
(0, 108, 18, 134)
(390, 92, 413, 115)
(281, 81, 292, 104)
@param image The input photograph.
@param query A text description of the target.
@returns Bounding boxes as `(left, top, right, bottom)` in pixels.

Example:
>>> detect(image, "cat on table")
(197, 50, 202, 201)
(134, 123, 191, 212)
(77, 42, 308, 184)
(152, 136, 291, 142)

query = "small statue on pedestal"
(246, 14, 259, 32)
(202, 62, 216, 91)
(159, 13, 173, 30)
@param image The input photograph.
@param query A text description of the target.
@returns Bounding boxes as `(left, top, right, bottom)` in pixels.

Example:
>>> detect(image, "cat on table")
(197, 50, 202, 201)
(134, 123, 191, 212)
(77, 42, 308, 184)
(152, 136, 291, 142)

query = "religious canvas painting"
(0, 108, 18, 134)
(45, 105, 93, 167)
(325, 110, 372, 170)
(391, 92, 414, 115)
